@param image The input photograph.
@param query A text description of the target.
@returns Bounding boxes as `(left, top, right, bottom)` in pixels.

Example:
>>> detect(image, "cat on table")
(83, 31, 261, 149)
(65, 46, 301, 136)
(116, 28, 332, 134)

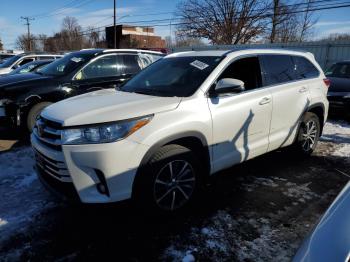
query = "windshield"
(9, 61, 37, 75)
(120, 56, 222, 97)
(39, 52, 94, 76)
(325, 63, 350, 78)
(0, 55, 21, 68)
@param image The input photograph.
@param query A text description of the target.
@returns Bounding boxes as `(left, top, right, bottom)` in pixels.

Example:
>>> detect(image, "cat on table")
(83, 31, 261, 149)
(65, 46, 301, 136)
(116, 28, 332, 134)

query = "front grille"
(34, 148, 72, 182)
(33, 117, 63, 151)
(36, 164, 78, 201)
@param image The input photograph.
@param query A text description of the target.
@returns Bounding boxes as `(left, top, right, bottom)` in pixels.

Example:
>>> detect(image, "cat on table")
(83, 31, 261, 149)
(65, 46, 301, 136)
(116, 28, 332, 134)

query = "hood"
(0, 73, 52, 89)
(42, 89, 182, 126)
(0, 68, 11, 75)
(328, 77, 350, 92)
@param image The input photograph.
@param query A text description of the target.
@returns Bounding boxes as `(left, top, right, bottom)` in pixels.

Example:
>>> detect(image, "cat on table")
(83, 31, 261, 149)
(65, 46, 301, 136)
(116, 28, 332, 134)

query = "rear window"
(325, 63, 350, 78)
(294, 56, 319, 79)
(261, 55, 296, 85)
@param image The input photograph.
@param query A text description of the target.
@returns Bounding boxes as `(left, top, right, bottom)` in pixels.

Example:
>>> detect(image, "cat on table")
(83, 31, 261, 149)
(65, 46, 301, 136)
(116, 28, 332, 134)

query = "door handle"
(259, 97, 271, 105)
(299, 86, 308, 93)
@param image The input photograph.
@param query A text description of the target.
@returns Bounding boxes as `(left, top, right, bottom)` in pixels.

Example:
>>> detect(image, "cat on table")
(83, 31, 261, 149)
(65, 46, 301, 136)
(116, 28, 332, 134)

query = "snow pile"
(0, 147, 57, 242)
(321, 121, 350, 160)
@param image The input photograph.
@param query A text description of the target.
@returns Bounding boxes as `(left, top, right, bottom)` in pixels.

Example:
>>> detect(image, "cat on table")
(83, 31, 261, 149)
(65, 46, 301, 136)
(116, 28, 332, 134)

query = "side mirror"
(214, 78, 245, 95)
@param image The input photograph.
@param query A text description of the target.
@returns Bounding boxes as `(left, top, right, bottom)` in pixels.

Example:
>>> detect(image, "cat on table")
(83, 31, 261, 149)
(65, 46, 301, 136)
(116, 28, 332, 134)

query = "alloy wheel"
(301, 120, 318, 151)
(153, 160, 196, 211)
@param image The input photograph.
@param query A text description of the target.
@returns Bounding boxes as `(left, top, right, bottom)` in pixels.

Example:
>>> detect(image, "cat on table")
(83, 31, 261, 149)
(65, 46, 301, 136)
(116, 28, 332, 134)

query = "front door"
(208, 56, 273, 173)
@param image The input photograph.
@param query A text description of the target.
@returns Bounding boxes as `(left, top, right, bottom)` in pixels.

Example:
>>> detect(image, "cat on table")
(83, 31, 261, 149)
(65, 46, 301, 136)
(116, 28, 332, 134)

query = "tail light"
(323, 78, 331, 88)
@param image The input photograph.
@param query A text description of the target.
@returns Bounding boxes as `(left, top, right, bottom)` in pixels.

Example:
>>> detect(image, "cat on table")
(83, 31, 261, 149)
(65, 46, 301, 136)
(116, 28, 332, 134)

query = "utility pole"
(21, 16, 34, 51)
(113, 0, 116, 49)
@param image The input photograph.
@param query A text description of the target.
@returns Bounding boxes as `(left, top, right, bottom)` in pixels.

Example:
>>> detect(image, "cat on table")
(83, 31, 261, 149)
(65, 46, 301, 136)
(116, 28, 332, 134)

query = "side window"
(121, 54, 142, 75)
(139, 53, 163, 68)
(218, 56, 262, 91)
(75, 55, 117, 80)
(38, 56, 55, 60)
(18, 58, 35, 66)
(294, 56, 320, 79)
(261, 55, 296, 85)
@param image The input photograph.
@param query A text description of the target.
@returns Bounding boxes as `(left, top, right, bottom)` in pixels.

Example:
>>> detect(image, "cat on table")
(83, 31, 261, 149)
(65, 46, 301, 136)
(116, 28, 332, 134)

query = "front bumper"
(31, 134, 150, 204)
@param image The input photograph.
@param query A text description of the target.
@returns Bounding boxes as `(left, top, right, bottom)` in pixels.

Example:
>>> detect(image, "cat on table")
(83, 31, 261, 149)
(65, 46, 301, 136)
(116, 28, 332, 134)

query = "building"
(106, 25, 166, 49)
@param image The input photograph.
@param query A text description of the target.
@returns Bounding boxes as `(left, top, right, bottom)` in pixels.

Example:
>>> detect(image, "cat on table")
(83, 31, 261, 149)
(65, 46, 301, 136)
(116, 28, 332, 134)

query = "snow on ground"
(0, 120, 349, 260)
(163, 120, 350, 261)
(0, 147, 57, 243)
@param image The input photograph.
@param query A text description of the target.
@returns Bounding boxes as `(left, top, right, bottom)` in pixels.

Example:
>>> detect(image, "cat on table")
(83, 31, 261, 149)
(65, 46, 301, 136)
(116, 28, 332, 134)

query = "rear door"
(260, 54, 310, 151)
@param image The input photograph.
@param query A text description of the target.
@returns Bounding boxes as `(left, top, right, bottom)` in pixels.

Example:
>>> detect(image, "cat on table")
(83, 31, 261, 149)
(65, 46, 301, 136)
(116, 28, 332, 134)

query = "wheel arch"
(307, 103, 325, 135)
(132, 132, 211, 195)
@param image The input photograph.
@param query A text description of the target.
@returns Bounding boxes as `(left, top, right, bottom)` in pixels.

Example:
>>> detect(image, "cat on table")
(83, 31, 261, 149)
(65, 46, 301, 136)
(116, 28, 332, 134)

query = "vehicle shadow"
(11, 148, 348, 261)
(0, 126, 30, 153)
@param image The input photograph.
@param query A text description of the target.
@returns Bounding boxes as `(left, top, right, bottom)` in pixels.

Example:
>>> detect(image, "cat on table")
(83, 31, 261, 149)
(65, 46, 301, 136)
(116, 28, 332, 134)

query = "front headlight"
(61, 115, 153, 145)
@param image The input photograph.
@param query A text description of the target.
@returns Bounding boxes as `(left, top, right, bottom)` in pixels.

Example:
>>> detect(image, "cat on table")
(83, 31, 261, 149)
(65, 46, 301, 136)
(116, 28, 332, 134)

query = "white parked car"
(31, 49, 329, 213)
(0, 53, 62, 75)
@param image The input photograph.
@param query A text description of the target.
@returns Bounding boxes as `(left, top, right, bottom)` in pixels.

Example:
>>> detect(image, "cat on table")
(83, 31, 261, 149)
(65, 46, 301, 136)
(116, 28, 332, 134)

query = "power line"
(25, 1, 350, 42)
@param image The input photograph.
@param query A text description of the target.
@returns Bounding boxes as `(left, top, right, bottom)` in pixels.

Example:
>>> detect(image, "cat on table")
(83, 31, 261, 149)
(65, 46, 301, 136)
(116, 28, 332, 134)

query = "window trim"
(72, 53, 141, 81)
(259, 54, 321, 88)
(206, 54, 265, 97)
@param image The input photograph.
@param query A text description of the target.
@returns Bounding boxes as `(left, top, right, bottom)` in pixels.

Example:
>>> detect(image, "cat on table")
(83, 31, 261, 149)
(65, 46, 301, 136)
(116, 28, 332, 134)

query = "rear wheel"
(26, 102, 52, 132)
(133, 144, 201, 214)
(293, 112, 321, 156)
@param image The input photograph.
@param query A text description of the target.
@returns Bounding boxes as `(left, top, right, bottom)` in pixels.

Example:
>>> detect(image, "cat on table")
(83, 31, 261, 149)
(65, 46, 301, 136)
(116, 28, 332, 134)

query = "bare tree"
(60, 16, 84, 50)
(174, 33, 205, 47)
(268, 0, 316, 43)
(299, 0, 317, 42)
(321, 33, 350, 41)
(177, 0, 269, 45)
(15, 34, 39, 51)
(0, 37, 3, 50)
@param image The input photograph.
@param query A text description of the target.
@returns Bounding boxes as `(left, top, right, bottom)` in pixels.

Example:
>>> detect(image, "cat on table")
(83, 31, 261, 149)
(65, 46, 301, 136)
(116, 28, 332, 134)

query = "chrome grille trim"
(33, 117, 63, 151)
(34, 148, 72, 183)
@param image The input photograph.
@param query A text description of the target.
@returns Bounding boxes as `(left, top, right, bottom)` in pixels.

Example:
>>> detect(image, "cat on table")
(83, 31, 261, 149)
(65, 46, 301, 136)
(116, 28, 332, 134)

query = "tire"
(26, 102, 52, 132)
(292, 112, 321, 156)
(133, 144, 202, 215)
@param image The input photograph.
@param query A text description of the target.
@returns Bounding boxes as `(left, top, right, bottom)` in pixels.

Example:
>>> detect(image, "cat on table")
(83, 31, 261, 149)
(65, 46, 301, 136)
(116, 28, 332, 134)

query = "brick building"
(106, 25, 166, 49)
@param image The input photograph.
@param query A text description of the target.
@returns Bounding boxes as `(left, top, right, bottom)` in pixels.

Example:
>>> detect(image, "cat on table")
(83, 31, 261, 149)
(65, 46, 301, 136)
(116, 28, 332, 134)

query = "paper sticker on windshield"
(190, 60, 209, 70)
(71, 57, 83, 63)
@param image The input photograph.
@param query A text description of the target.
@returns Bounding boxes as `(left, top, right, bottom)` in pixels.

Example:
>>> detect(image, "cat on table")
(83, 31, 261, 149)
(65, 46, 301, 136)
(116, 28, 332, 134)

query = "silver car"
(293, 181, 350, 262)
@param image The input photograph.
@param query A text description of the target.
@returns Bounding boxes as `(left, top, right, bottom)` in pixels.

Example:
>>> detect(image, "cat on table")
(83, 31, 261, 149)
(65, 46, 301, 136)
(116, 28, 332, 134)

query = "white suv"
(31, 49, 329, 213)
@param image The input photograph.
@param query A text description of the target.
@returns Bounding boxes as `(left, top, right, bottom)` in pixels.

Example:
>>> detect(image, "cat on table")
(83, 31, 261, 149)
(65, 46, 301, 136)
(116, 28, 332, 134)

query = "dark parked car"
(6, 60, 53, 76)
(0, 49, 164, 131)
(0, 53, 15, 64)
(325, 61, 350, 119)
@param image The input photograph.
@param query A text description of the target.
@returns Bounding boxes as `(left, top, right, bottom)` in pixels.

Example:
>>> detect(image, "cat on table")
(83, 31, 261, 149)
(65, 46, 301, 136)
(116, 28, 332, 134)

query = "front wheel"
(133, 144, 201, 214)
(26, 102, 52, 132)
(293, 112, 321, 156)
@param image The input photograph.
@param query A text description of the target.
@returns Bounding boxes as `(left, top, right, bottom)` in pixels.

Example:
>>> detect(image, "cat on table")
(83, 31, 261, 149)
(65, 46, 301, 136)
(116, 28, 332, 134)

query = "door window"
(75, 55, 118, 80)
(18, 58, 35, 66)
(293, 56, 320, 79)
(38, 56, 56, 60)
(261, 55, 296, 86)
(218, 56, 262, 91)
(138, 53, 163, 68)
(121, 54, 142, 75)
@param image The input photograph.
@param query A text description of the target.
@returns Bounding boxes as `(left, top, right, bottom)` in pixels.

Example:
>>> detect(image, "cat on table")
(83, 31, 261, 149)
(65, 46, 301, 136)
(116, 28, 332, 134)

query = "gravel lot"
(0, 119, 349, 261)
